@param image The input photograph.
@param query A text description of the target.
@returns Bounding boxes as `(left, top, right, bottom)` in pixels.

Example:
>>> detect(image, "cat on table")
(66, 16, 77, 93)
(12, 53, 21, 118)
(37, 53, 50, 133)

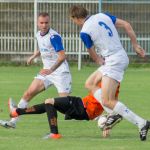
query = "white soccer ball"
(97, 115, 107, 129)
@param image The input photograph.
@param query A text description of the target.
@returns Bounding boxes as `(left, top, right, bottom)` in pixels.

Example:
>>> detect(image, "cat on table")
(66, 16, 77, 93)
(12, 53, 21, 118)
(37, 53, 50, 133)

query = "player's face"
(38, 16, 50, 34)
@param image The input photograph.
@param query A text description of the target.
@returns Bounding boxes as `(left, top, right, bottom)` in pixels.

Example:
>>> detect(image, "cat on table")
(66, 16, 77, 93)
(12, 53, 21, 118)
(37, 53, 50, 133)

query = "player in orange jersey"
(8, 95, 104, 139)
(7, 85, 121, 139)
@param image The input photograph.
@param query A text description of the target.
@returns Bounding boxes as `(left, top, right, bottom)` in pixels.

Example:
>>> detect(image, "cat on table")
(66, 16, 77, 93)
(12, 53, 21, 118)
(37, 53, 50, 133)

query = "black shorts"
(54, 96, 89, 120)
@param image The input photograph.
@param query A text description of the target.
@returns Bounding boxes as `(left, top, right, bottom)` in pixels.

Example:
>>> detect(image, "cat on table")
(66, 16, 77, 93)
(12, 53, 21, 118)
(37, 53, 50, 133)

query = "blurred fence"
(102, 0, 150, 55)
(0, 0, 150, 67)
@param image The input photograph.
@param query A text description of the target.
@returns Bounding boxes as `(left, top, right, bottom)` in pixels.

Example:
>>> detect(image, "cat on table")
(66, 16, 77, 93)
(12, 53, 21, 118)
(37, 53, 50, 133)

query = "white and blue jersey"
(80, 13, 125, 57)
(36, 28, 70, 73)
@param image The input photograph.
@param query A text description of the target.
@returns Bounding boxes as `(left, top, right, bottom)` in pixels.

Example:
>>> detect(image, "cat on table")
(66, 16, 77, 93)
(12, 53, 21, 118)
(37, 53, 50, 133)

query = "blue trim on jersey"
(50, 35, 64, 52)
(80, 32, 93, 49)
(104, 12, 117, 24)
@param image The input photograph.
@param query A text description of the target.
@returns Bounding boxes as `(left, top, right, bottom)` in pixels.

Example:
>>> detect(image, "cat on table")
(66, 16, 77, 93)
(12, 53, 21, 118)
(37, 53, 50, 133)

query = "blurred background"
(0, 0, 149, 69)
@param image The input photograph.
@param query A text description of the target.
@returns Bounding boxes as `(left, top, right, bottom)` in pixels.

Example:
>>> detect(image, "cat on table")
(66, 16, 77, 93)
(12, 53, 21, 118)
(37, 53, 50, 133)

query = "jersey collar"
(40, 28, 50, 36)
(84, 15, 91, 22)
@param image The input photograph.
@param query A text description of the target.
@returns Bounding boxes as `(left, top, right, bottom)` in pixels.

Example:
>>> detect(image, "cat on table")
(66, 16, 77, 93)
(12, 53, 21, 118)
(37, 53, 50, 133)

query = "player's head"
(69, 5, 88, 26)
(38, 12, 50, 35)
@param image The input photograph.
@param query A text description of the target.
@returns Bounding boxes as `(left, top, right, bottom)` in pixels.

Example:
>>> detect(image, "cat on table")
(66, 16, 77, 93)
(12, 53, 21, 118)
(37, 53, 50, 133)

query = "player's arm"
(27, 49, 41, 65)
(80, 32, 104, 65)
(87, 47, 104, 65)
(40, 35, 66, 75)
(115, 18, 145, 58)
(49, 50, 66, 73)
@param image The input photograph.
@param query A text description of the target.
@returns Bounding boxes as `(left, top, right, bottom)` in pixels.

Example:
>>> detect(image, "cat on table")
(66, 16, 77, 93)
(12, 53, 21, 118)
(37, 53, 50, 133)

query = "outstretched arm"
(115, 18, 145, 58)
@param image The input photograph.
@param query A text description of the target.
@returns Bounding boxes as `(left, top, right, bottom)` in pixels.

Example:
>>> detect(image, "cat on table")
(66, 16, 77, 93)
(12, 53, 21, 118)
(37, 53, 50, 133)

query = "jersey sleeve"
(80, 32, 93, 49)
(50, 34, 64, 52)
(104, 12, 117, 24)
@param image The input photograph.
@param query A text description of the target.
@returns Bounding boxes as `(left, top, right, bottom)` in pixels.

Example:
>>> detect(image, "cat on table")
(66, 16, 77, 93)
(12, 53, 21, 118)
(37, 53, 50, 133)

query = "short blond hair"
(38, 12, 49, 18)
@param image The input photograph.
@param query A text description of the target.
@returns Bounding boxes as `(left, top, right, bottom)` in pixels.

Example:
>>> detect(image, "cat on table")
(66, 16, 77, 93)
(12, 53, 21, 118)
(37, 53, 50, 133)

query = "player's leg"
(85, 70, 103, 91)
(0, 99, 46, 128)
(86, 69, 123, 128)
(9, 103, 46, 118)
(19, 78, 46, 104)
(15, 78, 45, 111)
(17, 74, 53, 109)
(43, 97, 71, 139)
(54, 72, 72, 119)
(92, 53, 127, 127)
(101, 76, 119, 109)
(43, 96, 89, 139)
(2, 74, 51, 128)
(87, 71, 114, 114)
(102, 76, 146, 129)
(95, 76, 149, 140)
(95, 76, 145, 126)
(93, 77, 123, 129)
(8, 78, 46, 126)
(110, 100, 150, 140)
(57, 76, 71, 119)
(44, 98, 59, 137)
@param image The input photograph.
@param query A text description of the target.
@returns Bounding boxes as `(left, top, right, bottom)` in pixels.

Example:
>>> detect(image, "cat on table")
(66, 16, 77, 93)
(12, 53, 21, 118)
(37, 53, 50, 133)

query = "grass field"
(0, 65, 150, 150)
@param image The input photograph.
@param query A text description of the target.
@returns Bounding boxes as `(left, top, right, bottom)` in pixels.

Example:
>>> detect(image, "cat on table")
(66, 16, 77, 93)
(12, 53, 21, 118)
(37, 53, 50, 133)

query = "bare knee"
(85, 80, 93, 91)
(45, 98, 54, 105)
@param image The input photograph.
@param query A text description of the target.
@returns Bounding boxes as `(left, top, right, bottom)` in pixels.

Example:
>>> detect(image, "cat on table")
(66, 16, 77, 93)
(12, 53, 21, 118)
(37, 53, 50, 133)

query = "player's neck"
(40, 28, 50, 36)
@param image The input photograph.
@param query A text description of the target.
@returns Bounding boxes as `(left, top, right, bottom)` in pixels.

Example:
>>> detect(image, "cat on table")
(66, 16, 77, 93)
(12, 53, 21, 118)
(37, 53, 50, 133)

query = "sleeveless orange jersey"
(82, 94, 104, 120)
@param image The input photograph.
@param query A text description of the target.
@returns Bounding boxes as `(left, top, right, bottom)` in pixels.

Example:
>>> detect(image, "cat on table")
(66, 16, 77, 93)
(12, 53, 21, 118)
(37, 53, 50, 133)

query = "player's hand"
(134, 44, 145, 58)
(99, 57, 105, 65)
(97, 56, 105, 65)
(102, 128, 111, 138)
(27, 56, 34, 65)
(39, 69, 52, 76)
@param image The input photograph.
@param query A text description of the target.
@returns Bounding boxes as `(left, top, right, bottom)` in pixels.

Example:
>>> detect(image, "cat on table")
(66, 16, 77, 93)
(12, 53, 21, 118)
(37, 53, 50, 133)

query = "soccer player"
(1, 12, 72, 128)
(6, 90, 119, 139)
(69, 5, 149, 141)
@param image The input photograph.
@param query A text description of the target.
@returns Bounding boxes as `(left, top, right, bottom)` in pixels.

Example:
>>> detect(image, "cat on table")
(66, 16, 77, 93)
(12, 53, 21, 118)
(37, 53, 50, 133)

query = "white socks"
(18, 99, 28, 108)
(113, 101, 146, 129)
(10, 98, 28, 124)
(94, 89, 146, 129)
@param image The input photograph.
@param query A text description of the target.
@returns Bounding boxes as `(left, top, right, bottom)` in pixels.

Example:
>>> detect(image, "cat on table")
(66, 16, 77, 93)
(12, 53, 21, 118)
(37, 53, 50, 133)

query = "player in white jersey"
(0, 12, 72, 128)
(69, 5, 150, 141)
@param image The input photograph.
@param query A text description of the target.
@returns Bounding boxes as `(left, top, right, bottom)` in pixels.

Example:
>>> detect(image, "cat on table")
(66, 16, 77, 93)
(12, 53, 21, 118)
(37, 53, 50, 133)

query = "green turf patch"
(0, 66, 150, 150)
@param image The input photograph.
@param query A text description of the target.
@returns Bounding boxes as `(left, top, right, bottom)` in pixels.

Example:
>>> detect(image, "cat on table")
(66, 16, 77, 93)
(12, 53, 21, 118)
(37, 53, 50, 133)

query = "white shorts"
(35, 72, 72, 94)
(98, 50, 129, 82)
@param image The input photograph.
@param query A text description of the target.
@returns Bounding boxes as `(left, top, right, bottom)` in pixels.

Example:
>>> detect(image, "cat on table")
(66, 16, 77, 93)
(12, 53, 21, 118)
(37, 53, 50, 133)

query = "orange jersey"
(82, 94, 104, 120)
(82, 82, 120, 120)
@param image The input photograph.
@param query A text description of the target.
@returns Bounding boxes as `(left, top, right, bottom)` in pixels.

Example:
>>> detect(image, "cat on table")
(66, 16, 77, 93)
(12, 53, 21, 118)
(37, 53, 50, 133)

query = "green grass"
(0, 65, 150, 150)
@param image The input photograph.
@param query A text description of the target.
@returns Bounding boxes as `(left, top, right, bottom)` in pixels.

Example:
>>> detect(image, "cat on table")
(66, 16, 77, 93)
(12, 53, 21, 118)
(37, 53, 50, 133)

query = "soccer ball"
(97, 115, 107, 129)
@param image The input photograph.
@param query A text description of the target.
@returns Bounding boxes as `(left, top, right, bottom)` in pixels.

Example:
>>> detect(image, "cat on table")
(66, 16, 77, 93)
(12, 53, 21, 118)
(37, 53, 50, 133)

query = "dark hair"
(38, 12, 49, 18)
(69, 5, 88, 19)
